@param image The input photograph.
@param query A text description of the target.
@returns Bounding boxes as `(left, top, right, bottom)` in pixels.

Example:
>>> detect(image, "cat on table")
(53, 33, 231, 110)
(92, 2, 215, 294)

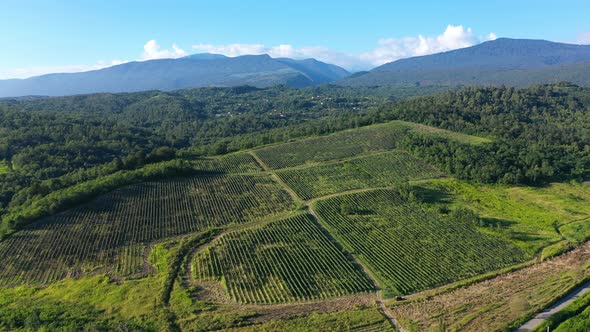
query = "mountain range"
(339, 38, 590, 87)
(0, 54, 349, 97)
(2, 38, 590, 98)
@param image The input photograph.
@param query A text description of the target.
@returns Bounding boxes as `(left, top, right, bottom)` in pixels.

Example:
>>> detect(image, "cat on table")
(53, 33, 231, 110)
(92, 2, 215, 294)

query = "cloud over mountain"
(192, 25, 496, 71)
(0, 25, 495, 79)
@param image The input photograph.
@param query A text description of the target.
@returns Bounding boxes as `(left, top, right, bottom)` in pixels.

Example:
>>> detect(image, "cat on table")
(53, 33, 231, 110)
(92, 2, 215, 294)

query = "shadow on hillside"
(411, 185, 452, 204)
(479, 217, 517, 229)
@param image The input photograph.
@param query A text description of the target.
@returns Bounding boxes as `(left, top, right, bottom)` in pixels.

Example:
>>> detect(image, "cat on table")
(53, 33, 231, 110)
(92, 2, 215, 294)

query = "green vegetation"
(312, 189, 526, 296)
(1, 83, 590, 330)
(553, 299, 590, 332)
(0, 159, 198, 240)
(0, 160, 9, 174)
(228, 308, 393, 331)
(389, 242, 590, 332)
(0, 174, 293, 286)
(415, 178, 590, 255)
(533, 288, 590, 332)
(193, 213, 374, 303)
(276, 151, 443, 200)
(0, 237, 184, 331)
(187, 152, 263, 174)
(254, 120, 486, 170)
(254, 124, 399, 169)
(386, 84, 590, 184)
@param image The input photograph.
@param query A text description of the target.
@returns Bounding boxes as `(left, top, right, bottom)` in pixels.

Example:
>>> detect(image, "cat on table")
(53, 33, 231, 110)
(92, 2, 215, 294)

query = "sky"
(1, 0, 589, 79)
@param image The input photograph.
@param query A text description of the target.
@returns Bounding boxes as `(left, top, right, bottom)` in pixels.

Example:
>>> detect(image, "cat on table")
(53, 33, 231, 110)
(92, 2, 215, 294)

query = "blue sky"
(1, 0, 589, 78)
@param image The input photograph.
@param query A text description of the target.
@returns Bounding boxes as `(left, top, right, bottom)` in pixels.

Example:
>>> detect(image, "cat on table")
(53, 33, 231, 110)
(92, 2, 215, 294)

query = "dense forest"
(0, 83, 589, 238)
(383, 82, 590, 184)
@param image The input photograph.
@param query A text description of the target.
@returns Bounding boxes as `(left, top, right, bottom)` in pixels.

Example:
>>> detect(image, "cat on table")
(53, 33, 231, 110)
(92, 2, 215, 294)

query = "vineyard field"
(190, 152, 263, 174)
(0, 174, 294, 286)
(192, 213, 374, 303)
(253, 120, 487, 170)
(312, 189, 528, 296)
(253, 123, 402, 169)
(276, 151, 444, 200)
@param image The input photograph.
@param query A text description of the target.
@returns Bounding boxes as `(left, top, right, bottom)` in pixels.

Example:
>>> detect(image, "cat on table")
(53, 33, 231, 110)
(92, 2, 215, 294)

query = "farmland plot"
(276, 151, 444, 200)
(253, 123, 404, 169)
(190, 152, 263, 174)
(312, 189, 527, 296)
(192, 213, 374, 304)
(0, 174, 293, 286)
(253, 120, 487, 170)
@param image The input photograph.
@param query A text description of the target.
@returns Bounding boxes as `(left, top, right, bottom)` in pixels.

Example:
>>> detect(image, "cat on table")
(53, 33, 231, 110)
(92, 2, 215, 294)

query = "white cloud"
(192, 43, 362, 70)
(359, 25, 495, 67)
(192, 25, 496, 71)
(141, 40, 187, 60)
(577, 31, 590, 44)
(1, 27, 498, 79)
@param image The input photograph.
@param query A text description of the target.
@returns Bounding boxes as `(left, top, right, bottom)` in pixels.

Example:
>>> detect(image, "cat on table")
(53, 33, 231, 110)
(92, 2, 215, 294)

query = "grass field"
(253, 120, 487, 170)
(393, 120, 491, 145)
(312, 189, 527, 296)
(389, 241, 590, 332)
(552, 297, 590, 332)
(0, 174, 294, 286)
(192, 213, 374, 304)
(414, 178, 590, 255)
(276, 151, 444, 200)
(226, 308, 394, 331)
(532, 290, 590, 332)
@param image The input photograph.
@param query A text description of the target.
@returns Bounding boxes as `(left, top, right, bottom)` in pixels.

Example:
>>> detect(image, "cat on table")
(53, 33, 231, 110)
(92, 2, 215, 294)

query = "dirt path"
(249, 149, 403, 330)
(518, 280, 590, 331)
(307, 203, 403, 331)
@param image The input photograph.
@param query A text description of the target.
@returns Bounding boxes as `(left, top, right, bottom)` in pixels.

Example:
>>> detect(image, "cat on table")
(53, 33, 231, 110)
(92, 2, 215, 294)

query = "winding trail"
(518, 280, 590, 331)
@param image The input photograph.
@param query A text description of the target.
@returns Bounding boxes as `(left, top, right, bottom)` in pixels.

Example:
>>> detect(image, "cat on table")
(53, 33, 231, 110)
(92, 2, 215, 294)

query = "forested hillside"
(382, 83, 590, 183)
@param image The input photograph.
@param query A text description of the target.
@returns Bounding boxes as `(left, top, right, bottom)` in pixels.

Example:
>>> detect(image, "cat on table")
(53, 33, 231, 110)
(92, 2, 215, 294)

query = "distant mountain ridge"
(0, 54, 350, 97)
(339, 38, 590, 87)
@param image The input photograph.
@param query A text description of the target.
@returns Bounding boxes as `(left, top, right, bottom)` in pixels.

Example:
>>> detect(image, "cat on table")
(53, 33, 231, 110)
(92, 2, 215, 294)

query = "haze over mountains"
(0, 54, 349, 97)
(340, 38, 590, 87)
(2, 38, 590, 97)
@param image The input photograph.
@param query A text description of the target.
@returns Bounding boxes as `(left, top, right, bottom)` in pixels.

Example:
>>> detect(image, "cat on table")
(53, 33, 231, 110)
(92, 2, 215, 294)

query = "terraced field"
(0, 174, 294, 286)
(312, 189, 528, 296)
(192, 213, 374, 303)
(276, 151, 444, 200)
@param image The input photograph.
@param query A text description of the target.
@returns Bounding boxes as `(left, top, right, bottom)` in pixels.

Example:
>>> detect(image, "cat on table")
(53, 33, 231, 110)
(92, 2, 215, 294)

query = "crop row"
(0, 174, 293, 286)
(192, 213, 374, 304)
(190, 152, 263, 174)
(276, 151, 444, 200)
(313, 189, 528, 296)
(253, 122, 412, 169)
